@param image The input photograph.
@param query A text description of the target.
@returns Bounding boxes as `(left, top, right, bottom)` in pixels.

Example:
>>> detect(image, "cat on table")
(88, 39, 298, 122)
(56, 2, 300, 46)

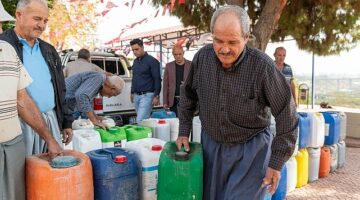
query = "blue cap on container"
(49, 156, 80, 168)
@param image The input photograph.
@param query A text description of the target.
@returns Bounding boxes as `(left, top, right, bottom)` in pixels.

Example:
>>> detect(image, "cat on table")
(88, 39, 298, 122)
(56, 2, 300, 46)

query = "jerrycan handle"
(101, 148, 117, 160)
(175, 145, 189, 161)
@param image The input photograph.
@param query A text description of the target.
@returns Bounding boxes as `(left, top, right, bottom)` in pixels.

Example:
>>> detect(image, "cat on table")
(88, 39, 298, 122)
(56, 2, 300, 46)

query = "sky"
(95, 1, 360, 77)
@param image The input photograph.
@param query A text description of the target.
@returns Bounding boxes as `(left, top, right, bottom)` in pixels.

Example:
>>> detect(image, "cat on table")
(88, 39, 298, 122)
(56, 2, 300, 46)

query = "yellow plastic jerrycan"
(295, 148, 309, 188)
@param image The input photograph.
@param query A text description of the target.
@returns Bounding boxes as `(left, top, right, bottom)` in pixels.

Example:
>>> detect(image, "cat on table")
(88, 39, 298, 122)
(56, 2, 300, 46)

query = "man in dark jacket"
(0, 0, 73, 155)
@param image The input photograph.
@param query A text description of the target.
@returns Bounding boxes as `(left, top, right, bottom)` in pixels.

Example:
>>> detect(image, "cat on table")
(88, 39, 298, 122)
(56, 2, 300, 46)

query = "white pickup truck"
(61, 51, 163, 123)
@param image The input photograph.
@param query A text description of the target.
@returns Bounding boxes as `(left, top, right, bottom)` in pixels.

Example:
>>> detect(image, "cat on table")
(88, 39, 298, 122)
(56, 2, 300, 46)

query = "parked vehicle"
(61, 51, 163, 124)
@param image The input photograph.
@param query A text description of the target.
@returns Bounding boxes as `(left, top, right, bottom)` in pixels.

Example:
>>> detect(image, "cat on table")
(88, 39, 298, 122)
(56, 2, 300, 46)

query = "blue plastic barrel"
(87, 148, 141, 200)
(321, 112, 341, 145)
(272, 165, 287, 200)
(298, 112, 311, 149)
(151, 110, 176, 119)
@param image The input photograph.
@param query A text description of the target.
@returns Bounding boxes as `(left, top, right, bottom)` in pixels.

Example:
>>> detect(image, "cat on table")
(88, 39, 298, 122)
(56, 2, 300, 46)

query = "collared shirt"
(280, 63, 294, 85)
(178, 45, 298, 171)
(0, 40, 32, 142)
(19, 38, 55, 112)
(64, 58, 104, 78)
(65, 71, 106, 114)
(131, 52, 161, 96)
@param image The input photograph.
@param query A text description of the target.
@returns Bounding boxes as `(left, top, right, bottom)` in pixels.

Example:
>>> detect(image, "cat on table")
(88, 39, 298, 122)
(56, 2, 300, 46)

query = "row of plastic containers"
(268, 111, 347, 200)
(26, 140, 204, 200)
(269, 141, 346, 200)
(297, 111, 347, 149)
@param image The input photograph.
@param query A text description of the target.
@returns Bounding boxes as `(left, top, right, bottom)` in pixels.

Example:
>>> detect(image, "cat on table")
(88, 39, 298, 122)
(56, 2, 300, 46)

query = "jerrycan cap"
(49, 155, 80, 168)
(151, 145, 162, 151)
(158, 119, 166, 124)
(175, 151, 189, 161)
(109, 127, 117, 134)
(114, 155, 127, 163)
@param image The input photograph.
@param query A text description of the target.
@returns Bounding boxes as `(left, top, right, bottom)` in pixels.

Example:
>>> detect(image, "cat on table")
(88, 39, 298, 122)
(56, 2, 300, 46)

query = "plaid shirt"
(65, 71, 106, 114)
(178, 45, 298, 170)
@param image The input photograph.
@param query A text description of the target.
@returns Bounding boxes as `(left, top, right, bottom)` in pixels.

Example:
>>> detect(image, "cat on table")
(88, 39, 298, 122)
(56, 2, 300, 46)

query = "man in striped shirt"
(176, 5, 298, 199)
(0, 39, 62, 200)
(65, 71, 125, 129)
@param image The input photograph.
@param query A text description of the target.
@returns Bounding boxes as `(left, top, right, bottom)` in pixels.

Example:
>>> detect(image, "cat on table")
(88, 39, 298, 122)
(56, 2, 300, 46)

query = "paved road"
(286, 147, 360, 200)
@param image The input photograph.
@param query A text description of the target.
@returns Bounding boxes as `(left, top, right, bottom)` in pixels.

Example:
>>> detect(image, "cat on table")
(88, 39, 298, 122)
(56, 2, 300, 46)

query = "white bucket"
(155, 119, 170, 141)
(71, 118, 94, 130)
(285, 156, 297, 193)
(72, 129, 102, 153)
(307, 147, 320, 182)
(192, 116, 202, 143)
(164, 118, 179, 141)
(307, 112, 325, 148)
(125, 138, 166, 200)
(141, 118, 158, 137)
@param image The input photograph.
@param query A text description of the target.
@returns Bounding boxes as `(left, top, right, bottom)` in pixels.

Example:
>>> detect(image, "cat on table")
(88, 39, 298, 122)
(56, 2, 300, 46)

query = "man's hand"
(261, 167, 281, 195)
(62, 128, 73, 145)
(93, 121, 107, 130)
(96, 115, 105, 121)
(163, 104, 169, 109)
(47, 139, 63, 160)
(130, 94, 134, 103)
(152, 96, 160, 106)
(176, 136, 190, 152)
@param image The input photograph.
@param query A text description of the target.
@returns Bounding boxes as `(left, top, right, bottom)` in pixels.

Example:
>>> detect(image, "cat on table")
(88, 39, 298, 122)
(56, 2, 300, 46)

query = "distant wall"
(345, 112, 360, 139)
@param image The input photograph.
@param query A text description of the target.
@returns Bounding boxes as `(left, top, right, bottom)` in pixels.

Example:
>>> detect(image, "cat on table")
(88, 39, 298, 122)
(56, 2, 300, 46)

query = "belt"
(134, 91, 153, 95)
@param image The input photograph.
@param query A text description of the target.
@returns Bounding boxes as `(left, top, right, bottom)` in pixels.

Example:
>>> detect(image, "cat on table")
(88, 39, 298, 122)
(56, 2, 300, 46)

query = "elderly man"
(65, 71, 125, 129)
(0, 40, 62, 199)
(0, 0, 73, 156)
(163, 45, 191, 116)
(176, 5, 298, 199)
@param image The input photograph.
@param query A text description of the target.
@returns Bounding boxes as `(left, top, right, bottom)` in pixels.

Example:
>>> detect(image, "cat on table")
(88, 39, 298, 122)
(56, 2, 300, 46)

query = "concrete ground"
(286, 138, 360, 200)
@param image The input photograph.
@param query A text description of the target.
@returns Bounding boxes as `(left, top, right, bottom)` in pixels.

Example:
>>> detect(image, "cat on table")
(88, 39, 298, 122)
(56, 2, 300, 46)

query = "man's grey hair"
(274, 46, 286, 54)
(17, 0, 48, 10)
(210, 5, 250, 38)
(107, 76, 125, 94)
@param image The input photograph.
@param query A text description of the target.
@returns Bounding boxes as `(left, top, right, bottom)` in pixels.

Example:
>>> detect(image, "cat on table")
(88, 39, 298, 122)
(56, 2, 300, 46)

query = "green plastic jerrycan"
(157, 141, 203, 200)
(96, 126, 127, 148)
(123, 125, 151, 141)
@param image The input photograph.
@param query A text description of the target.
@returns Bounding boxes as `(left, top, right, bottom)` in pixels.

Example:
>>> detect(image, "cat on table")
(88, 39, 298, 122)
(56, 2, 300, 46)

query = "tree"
(42, 0, 98, 50)
(150, 0, 360, 55)
(3, 0, 98, 50)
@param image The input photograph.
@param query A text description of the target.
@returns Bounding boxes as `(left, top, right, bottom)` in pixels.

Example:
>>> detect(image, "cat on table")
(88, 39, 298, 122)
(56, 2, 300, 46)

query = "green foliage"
(272, 0, 360, 56)
(150, 0, 360, 55)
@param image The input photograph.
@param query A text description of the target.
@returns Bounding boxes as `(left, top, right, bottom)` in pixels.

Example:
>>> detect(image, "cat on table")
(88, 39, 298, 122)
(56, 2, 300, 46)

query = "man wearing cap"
(0, 0, 74, 156)
(0, 2, 63, 199)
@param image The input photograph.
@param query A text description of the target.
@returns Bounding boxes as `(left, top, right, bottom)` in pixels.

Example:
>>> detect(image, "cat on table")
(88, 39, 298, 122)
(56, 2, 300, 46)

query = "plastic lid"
(151, 145, 162, 151)
(158, 119, 166, 124)
(114, 155, 127, 163)
(109, 127, 118, 134)
(49, 156, 80, 168)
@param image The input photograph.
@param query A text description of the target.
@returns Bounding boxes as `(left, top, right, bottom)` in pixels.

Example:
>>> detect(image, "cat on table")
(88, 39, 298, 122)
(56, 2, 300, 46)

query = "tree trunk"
(252, 0, 287, 51)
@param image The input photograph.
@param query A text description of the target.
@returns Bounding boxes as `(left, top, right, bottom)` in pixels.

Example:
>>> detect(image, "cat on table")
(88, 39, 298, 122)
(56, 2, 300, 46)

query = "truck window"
(91, 58, 125, 76)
